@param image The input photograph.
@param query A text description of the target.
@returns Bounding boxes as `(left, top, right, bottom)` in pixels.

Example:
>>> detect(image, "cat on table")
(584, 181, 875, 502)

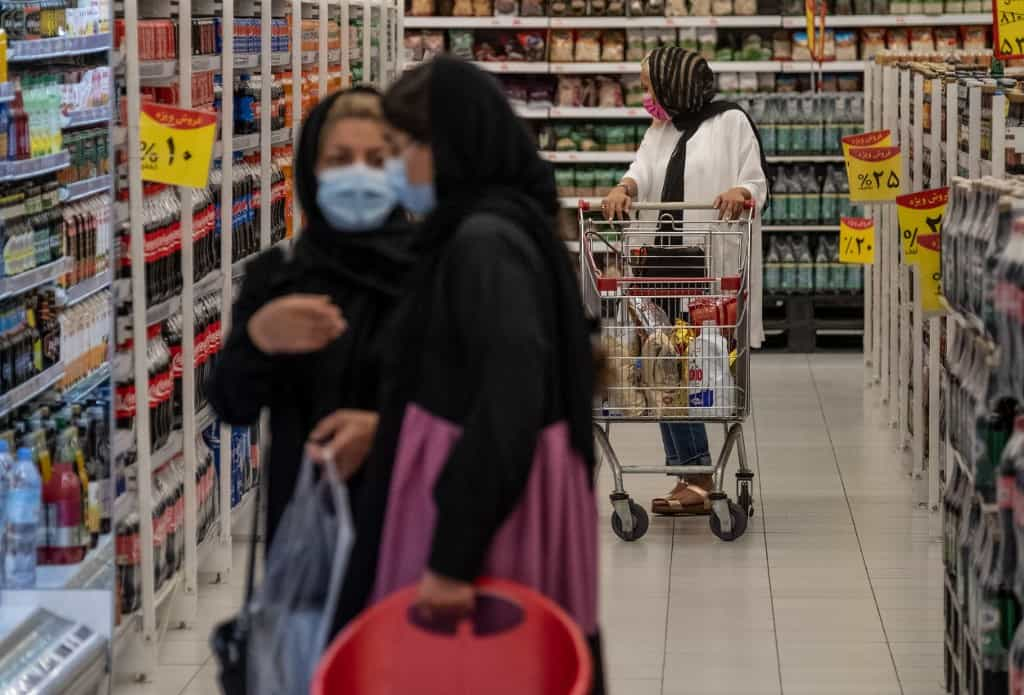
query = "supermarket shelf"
(0, 257, 73, 300)
(549, 106, 649, 119)
(540, 150, 634, 163)
(782, 60, 864, 72)
(514, 105, 551, 119)
(405, 15, 549, 27)
(939, 296, 998, 355)
(271, 51, 290, 67)
(191, 54, 220, 72)
(554, 14, 780, 26)
(0, 82, 15, 102)
(234, 53, 260, 69)
(35, 533, 113, 590)
(0, 190, 60, 222)
(61, 364, 111, 403)
(0, 364, 65, 418)
(551, 61, 639, 73)
(767, 154, 844, 163)
(139, 59, 177, 80)
(559, 196, 601, 208)
(63, 105, 113, 129)
(62, 174, 114, 203)
(153, 431, 184, 473)
(780, 12, 990, 27)
(197, 403, 216, 432)
(8, 33, 112, 61)
(195, 270, 223, 297)
(475, 60, 552, 73)
(763, 224, 840, 232)
(214, 133, 260, 156)
(271, 127, 292, 145)
(146, 296, 181, 326)
(1, 151, 71, 181)
(63, 269, 113, 306)
(231, 487, 258, 528)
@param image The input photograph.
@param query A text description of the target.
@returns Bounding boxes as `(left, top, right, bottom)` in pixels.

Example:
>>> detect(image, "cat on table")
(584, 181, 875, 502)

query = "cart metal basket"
(579, 200, 755, 542)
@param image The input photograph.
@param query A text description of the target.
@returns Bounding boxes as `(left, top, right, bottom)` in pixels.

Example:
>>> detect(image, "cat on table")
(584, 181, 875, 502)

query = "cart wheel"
(737, 479, 755, 517)
(611, 501, 649, 542)
(709, 501, 748, 541)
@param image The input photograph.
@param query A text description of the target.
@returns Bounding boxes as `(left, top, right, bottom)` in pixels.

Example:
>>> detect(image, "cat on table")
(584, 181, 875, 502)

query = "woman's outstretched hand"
(415, 570, 475, 622)
(306, 409, 379, 479)
(602, 185, 632, 220)
(713, 187, 752, 220)
(247, 294, 346, 354)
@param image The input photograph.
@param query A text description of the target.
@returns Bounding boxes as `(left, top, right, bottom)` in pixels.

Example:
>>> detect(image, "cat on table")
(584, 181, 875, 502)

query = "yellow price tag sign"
(994, 0, 1024, 58)
(839, 217, 875, 264)
(840, 130, 892, 158)
(896, 187, 948, 264)
(917, 233, 944, 314)
(845, 146, 903, 203)
(139, 104, 217, 189)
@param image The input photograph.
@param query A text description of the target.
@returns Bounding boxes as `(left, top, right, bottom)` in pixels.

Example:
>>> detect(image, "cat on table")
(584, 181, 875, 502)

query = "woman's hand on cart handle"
(714, 187, 753, 221)
(306, 409, 379, 479)
(602, 180, 635, 220)
(415, 570, 476, 623)
(247, 294, 347, 355)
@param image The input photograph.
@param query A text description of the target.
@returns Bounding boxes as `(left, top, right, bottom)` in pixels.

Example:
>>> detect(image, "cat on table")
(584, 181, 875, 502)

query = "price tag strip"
(139, 104, 217, 189)
(845, 146, 903, 203)
(839, 217, 875, 264)
(896, 187, 948, 264)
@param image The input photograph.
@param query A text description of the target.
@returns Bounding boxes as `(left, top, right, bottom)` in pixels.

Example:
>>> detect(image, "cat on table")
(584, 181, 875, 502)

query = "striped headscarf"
(645, 47, 717, 126)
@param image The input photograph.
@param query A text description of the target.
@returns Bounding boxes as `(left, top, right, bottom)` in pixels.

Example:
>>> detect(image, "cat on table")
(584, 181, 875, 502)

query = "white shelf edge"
(62, 174, 114, 203)
(549, 106, 650, 119)
(540, 150, 635, 162)
(35, 532, 114, 590)
(60, 363, 112, 404)
(766, 154, 844, 162)
(0, 363, 65, 418)
(763, 224, 841, 232)
(405, 15, 549, 27)
(0, 257, 73, 300)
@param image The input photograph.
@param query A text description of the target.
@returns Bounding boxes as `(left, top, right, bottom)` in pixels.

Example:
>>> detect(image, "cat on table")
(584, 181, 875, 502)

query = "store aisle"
(114, 353, 942, 695)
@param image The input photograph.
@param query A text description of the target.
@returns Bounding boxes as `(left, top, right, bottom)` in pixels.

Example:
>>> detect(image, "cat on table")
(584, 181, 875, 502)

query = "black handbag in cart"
(210, 470, 262, 695)
(633, 244, 706, 279)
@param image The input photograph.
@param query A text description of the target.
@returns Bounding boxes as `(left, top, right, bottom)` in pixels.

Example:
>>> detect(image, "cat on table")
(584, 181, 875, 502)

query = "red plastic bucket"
(312, 578, 592, 695)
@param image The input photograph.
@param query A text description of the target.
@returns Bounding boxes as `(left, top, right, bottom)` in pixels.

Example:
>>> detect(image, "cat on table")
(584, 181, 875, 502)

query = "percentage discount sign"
(139, 104, 217, 188)
(916, 233, 944, 314)
(896, 187, 948, 264)
(839, 217, 875, 264)
(994, 0, 1024, 59)
(845, 146, 903, 203)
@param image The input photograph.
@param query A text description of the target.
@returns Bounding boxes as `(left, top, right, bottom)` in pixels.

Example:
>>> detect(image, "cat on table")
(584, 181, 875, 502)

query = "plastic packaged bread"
(600, 331, 648, 417)
(641, 330, 687, 418)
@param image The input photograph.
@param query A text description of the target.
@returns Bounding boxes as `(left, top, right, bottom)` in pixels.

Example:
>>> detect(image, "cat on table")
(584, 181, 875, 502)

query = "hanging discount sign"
(840, 130, 892, 158)
(916, 233, 945, 314)
(994, 0, 1024, 59)
(845, 146, 903, 203)
(139, 104, 217, 188)
(896, 187, 948, 264)
(839, 217, 875, 264)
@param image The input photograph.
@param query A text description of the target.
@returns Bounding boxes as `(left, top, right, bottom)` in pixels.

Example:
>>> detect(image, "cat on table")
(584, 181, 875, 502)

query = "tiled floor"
(115, 352, 944, 695)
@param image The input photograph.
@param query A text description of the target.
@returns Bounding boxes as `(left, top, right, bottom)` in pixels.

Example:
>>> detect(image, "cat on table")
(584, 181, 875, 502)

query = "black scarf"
(292, 88, 412, 297)
(392, 57, 595, 469)
(648, 47, 771, 231)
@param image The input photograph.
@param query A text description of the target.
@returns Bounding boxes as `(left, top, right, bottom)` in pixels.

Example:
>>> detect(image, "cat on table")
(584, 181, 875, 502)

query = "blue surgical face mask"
(385, 157, 436, 216)
(316, 163, 397, 232)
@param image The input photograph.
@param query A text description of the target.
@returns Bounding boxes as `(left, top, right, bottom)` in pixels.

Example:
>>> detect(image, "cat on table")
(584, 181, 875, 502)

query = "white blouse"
(624, 109, 769, 347)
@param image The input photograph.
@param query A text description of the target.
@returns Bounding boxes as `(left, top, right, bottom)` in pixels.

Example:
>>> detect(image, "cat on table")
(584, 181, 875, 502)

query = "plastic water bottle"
(0, 440, 11, 586)
(5, 447, 41, 588)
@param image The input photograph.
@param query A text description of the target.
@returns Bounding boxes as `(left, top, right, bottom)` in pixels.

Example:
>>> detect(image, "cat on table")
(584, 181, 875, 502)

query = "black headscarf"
(647, 47, 771, 226)
(387, 57, 596, 468)
(292, 87, 412, 297)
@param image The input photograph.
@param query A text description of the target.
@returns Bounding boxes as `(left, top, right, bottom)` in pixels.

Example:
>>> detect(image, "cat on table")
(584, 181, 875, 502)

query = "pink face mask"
(643, 94, 670, 122)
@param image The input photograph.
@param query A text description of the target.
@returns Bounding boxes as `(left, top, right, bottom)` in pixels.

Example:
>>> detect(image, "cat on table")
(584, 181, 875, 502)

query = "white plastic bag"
(247, 456, 354, 695)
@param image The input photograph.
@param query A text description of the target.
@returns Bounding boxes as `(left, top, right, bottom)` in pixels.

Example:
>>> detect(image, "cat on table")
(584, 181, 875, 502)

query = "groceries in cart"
(600, 291, 738, 419)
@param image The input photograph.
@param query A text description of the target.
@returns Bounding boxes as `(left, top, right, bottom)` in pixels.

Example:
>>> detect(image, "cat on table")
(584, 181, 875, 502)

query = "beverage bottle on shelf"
(5, 447, 41, 588)
(803, 167, 821, 225)
(787, 167, 805, 225)
(40, 423, 86, 565)
(773, 168, 790, 226)
(775, 96, 793, 158)
(814, 236, 830, 293)
(0, 440, 12, 584)
(763, 236, 781, 295)
(960, 495, 983, 609)
(152, 471, 166, 589)
(164, 312, 183, 430)
(795, 234, 814, 293)
(805, 95, 823, 156)
(976, 403, 1016, 502)
(780, 235, 797, 294)
(820, 169, 838, 225)
(757, 97, 776, 157)
(117, 513, 140, 614)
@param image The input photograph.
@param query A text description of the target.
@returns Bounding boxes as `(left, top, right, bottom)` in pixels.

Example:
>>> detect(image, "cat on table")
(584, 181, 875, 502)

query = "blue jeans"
(660, 423, 712, 467)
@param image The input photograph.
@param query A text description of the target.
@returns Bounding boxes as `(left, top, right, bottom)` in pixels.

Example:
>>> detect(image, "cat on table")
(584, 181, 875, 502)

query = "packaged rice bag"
(520, 0, 545, 13)
(556, 75, 583, 106)
(643, 28, 661, 54)
(772, 30, 791, 59)
(410, 0, 436, 15)
(739, 72, 758, 92)
(690, 0, 711, 13)
(494, 0, 518, 14)
(678, 26, 698, 51)
(711, 0, 732, 15)
(910, 28, 934, 52)
(834, 30, 856, 60)
(961, 26, 987, 50)
(622, 75, 645, 106)
(734, 0, 757, 14)
(666, 0, 689, 15)
(886, 28, 909, 51)
(791, 31, 810, 60)
(549, 30, 575, 61)
(602, 30, 626, 61)
(934, 27, 957, 51)
(860, 28, 885, 60)
(597, 76, 624, 107)
(581, 77, 597, 106)
(627, 28, 646, 60)
(448, 29, 474, 59)
(473, 0, 493, 15)
(575, 30, 602, 61)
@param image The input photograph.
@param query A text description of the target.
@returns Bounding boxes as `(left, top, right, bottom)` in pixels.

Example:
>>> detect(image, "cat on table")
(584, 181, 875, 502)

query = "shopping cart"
(579, 200, 754, 542)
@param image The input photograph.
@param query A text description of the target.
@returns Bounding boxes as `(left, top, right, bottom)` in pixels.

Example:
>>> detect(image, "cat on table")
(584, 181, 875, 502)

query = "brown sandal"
(651, 481, 711, 516)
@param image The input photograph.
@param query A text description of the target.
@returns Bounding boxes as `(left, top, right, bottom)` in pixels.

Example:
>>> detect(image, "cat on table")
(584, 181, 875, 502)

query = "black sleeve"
(206, 250, 287, 425)
(428, 220, 550, 581)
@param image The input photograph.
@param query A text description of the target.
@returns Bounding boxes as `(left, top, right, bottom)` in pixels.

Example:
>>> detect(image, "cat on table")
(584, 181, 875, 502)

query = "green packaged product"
(575, 167, 596, 196)
(555, 167, 575, 197)
(604, 125, 628, 151)
(576, 125, 598, 152)
(554, 125, 575, 151)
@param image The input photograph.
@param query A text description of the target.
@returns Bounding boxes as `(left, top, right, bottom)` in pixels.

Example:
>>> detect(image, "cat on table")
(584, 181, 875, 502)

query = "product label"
(689, 390, 714, 408)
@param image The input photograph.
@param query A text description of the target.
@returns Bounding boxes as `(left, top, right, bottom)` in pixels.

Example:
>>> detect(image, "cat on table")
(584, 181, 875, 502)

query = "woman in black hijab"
(207, 87, 412, 546)
(331, 58, 605, 691)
